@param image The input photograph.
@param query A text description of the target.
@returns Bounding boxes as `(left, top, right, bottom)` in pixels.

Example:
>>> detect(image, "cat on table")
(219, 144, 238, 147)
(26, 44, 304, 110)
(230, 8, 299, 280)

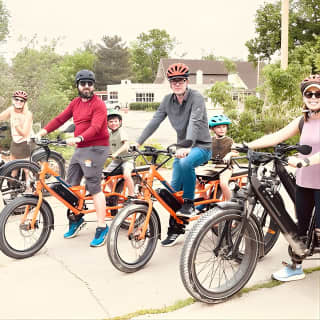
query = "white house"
(106, 58, 262, 109)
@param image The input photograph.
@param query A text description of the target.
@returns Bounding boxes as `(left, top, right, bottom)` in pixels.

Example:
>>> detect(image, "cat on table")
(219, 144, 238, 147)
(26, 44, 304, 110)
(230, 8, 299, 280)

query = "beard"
(78, 88, 94, 99)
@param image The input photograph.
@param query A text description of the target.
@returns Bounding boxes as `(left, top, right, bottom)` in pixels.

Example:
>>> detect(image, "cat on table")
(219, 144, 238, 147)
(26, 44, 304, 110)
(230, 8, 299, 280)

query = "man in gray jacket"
(136, 63, 212, 246)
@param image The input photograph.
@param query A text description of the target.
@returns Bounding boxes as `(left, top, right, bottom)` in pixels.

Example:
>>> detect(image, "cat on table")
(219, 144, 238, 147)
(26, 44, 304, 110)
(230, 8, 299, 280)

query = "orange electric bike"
(106, 141, 248, 273)
(0, 138, 150, 259)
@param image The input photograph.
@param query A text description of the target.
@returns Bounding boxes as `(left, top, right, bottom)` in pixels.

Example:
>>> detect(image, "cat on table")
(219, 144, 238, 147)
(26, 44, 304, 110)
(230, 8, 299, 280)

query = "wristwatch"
(303, 158, 310, 167)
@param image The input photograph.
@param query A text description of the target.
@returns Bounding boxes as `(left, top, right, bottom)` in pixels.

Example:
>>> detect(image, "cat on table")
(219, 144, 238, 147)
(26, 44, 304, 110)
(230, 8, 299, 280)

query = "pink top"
(296, 117, 320, 189)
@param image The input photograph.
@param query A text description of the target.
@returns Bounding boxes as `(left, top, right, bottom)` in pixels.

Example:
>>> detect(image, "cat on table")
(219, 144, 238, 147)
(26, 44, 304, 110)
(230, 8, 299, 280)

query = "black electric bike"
(180, 143, 318, 303)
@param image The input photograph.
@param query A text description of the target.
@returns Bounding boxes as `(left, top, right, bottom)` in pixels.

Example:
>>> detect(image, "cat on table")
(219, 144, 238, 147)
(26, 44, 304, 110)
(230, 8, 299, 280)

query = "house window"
(136, 92, 154, 102)
(109, 91, 118, 100)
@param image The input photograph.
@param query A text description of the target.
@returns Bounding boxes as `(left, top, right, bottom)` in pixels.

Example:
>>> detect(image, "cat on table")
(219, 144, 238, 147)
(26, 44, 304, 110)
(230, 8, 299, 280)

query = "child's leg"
(123, 161, 135, 197)
(219, 169, 232, 201)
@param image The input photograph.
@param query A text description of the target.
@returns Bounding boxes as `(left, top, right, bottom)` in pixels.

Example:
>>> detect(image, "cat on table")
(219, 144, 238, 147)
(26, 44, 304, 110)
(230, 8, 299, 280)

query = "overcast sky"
(3, 0, 277, 61)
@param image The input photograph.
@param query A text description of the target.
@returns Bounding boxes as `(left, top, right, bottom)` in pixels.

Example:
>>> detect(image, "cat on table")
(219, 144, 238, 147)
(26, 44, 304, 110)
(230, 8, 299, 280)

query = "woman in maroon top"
(38, 70, 110, 247)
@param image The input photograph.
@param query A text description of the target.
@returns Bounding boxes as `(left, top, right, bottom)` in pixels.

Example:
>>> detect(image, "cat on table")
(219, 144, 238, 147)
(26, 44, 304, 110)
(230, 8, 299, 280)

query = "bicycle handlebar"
(32, 138, 67, 147)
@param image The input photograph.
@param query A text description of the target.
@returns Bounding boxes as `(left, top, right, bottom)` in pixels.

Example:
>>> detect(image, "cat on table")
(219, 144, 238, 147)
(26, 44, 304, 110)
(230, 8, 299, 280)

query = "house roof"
(154, 58, 262, 91)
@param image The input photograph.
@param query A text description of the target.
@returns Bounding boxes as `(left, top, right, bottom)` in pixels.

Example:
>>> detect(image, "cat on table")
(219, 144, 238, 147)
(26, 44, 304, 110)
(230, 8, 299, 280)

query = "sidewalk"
(0, 193, 319, 319)
(132, 271, 320, 320)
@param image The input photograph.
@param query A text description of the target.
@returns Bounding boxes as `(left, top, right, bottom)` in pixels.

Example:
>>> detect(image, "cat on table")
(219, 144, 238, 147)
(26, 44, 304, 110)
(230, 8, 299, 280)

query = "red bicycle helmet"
(12, 90, 28, 101)
(300, 74, 320, 94)
(166, 63, 189, 80)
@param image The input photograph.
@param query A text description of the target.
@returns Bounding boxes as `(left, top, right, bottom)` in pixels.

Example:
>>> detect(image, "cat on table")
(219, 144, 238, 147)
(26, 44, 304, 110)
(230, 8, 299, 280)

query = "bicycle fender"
(31, 149, 65, 164)
(0, 159, 40, 175)
(131, 200, 162, 239)
(22, 194, 55, 230)
(214, 201, 243, 211)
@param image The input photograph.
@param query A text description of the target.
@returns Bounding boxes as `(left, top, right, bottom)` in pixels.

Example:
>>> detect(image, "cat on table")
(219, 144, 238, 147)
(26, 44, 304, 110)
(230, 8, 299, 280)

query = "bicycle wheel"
(180, 208, 260, 303)
(107, 204, 159, 273)
(0, 196, 53, 259)
(253, 202, 280, 256)
(0, 160, 40, 206)
(31, 150, 66, 179)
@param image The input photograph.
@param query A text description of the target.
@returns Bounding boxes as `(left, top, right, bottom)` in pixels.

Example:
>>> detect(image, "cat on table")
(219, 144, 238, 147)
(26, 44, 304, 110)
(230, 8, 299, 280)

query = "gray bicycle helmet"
(75, 69, 95, 84)
(107, 110, 122, 121)
(209, 114, 232, 128)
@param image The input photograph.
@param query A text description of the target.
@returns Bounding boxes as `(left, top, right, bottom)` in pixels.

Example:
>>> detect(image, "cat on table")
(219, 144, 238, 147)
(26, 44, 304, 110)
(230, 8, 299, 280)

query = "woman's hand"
(287, 156, 306, 168)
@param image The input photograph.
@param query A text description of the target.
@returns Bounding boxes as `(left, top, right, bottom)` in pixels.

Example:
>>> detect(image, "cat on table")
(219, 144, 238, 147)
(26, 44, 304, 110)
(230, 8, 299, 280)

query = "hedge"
(129, 102, 160, 111)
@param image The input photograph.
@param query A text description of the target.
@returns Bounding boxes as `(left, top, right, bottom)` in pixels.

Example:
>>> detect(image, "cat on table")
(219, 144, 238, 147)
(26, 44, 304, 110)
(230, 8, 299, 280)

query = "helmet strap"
(308, 109, 320, 116)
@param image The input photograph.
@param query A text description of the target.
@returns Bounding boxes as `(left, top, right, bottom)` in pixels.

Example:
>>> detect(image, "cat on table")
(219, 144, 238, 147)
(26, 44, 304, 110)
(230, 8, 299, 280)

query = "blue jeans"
(171, 147, 212, 200)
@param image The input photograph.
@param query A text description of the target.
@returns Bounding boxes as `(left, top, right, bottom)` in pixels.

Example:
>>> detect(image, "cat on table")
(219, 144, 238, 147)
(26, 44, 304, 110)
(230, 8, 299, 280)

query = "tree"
(246, 0, 320, 62)
(93, 35, 131, 90)
(0, 0, 9, 43)
(130, 29, 176, 83)
(205, 81, 236, 113)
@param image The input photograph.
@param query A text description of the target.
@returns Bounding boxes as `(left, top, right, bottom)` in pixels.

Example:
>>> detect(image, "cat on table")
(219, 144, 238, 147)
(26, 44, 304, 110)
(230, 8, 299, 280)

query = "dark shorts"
(10, 141, 32, 159)
(66, 146, 109, 195)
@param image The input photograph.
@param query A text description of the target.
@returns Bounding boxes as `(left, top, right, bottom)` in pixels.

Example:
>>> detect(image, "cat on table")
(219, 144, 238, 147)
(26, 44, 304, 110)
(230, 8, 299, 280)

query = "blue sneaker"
(272, 264, 305, 282)
(64, 218, 86, 239)
(90, 226, 109, 247)
(196, 204, 206, 211)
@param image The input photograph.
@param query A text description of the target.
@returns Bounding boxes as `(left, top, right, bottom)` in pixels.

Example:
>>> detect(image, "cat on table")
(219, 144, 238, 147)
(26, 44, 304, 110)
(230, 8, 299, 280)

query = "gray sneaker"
(161, 233, 180, 247)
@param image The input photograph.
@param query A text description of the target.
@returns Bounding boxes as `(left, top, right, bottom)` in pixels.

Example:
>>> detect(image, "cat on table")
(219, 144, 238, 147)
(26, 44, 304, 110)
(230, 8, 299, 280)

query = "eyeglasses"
(79, 80, 94, 87)
(14, 98, 25, 103)
(304, 91, 320, 99)
(170, 79, 187, 85)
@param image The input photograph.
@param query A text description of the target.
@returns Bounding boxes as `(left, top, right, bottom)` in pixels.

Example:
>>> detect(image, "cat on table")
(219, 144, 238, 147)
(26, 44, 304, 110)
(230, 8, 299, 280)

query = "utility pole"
(280, 0, 289, 70)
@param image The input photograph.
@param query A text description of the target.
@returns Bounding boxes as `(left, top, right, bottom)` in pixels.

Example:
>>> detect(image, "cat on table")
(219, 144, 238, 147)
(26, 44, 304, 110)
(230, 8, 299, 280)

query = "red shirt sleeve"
(44, 101, 74, 133)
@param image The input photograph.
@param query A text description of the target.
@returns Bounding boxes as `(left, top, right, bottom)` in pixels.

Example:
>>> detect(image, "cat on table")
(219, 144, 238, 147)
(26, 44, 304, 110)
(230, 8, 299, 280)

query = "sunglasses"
(14, 98, 25, 103)
(170, 79, 187, 85)
(79, 80, 94, 87)
(304, 91, 320, 99)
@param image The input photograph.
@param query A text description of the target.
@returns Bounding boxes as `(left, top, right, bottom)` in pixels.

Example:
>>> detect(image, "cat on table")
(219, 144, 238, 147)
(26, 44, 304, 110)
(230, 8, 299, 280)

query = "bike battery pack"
(156, 188, 181, 212)
(48, 182, 79, 206)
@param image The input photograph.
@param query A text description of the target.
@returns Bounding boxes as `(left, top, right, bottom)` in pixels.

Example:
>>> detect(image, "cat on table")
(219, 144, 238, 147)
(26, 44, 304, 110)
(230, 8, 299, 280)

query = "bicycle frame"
(22, 141, 150, 230)
(127, 153, 248, 240)
(236, 146, 317, 259)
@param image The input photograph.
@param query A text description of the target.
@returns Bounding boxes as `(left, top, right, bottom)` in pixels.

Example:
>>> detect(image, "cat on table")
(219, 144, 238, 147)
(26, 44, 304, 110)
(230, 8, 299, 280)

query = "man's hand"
(128, 142, 140, 152)
(66, 137, 82, 146)
(35, 128, 48, 141)
(175, 148, 190, 159)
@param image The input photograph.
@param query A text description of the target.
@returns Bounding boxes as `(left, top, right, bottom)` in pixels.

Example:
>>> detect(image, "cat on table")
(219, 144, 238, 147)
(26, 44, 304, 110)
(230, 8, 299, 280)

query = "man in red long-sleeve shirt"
(38, 70, 110, 247)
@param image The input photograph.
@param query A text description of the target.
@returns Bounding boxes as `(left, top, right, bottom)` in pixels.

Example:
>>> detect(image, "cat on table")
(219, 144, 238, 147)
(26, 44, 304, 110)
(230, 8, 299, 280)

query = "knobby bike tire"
(107, 204, 159, 273)
(0, 196, 52, 259)
(180, 208, 260, 303)
(31, 150, 66, 180)
(0, 160, 40, 206)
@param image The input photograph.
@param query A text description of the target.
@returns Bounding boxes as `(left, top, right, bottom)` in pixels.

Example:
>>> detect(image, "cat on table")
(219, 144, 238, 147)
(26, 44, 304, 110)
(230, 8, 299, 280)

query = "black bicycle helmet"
(208, 115, 232, 128)
(75, 69, 95, 84)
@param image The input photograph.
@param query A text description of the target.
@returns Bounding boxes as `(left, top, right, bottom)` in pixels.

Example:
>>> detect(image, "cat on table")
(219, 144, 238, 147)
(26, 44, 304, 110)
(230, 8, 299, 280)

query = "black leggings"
(295, 185, 320, 236)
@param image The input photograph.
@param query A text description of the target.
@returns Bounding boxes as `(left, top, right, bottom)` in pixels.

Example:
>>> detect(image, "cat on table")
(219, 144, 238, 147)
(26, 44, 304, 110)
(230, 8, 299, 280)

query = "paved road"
(121, 109, 219, 147)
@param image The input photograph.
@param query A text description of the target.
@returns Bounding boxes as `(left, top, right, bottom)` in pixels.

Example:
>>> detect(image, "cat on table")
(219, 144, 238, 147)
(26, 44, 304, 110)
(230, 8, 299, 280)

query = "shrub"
(129, 102, 160, 111)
